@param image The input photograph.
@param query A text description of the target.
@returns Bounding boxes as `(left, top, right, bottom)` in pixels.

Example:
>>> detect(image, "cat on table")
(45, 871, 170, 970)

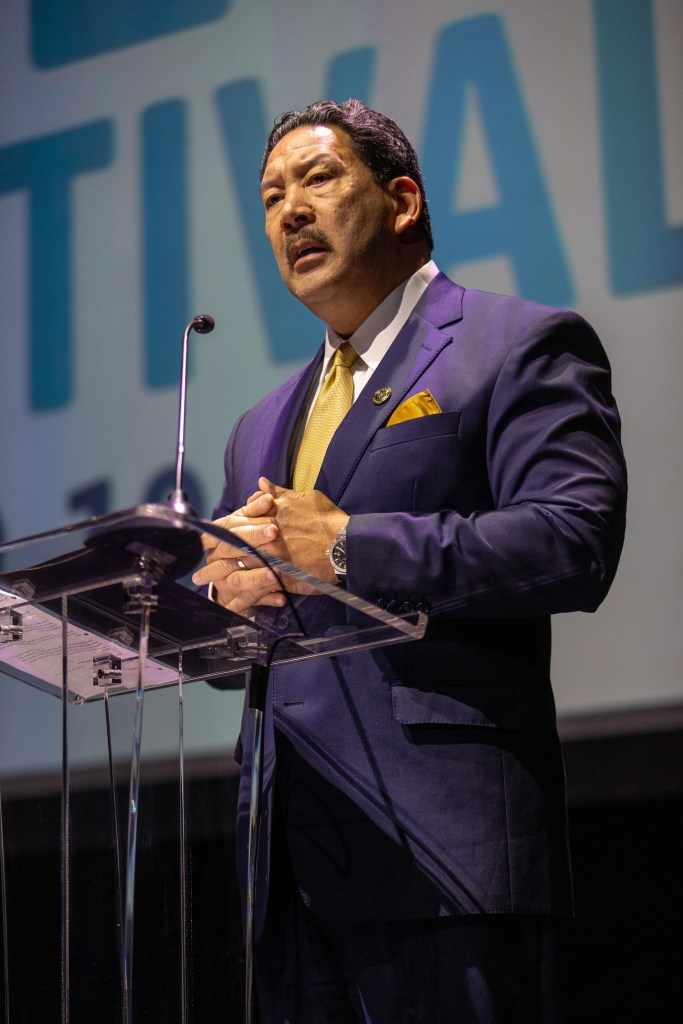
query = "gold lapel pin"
(372, 386, 392, 405)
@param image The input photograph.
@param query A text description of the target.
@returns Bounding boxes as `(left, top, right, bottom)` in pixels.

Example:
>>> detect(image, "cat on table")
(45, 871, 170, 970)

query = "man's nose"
(281, 187, 314, 231)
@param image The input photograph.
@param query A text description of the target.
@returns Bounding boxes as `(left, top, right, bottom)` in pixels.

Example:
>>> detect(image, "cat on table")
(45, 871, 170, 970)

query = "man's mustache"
(285, 228, 331, 268)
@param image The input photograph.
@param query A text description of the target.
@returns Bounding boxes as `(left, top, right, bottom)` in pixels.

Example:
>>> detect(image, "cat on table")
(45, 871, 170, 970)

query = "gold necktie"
(293, 342, 359, 490)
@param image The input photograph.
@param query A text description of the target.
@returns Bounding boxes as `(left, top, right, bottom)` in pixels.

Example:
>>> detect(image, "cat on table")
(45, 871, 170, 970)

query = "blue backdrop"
(1, 0, 682, 772)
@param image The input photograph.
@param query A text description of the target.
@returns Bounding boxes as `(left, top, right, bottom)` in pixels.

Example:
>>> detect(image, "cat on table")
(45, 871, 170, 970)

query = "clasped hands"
(191, 476, 348, 616)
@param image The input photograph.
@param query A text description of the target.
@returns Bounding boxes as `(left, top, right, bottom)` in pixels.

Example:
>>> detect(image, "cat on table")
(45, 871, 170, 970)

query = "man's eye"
(264, 193, 282, 208)
(309, 173, 330, 185)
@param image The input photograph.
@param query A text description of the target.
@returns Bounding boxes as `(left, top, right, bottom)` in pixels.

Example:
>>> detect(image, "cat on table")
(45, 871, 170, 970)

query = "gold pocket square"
(386, 389, 442, 426)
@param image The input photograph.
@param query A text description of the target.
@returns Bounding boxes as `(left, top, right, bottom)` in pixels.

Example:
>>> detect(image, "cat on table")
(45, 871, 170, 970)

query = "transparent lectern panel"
(0, 504, 427, 1022)
(0, 677, 244, 1022)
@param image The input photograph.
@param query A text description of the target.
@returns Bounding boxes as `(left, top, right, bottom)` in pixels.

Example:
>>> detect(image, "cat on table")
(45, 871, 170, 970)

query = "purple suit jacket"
(213, 273, 626, 929)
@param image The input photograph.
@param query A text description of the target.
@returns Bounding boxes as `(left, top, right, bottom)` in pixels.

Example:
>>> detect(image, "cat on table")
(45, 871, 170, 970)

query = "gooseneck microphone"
(169, 314, 215, 511)
(191, 314, 215, 335)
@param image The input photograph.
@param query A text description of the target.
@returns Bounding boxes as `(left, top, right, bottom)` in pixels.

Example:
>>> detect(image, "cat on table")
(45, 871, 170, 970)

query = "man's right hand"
(191, 492, 287, 616)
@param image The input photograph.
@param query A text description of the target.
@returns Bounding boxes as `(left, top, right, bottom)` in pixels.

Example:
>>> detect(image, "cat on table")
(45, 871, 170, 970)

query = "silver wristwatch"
(329, 524, 347, 577)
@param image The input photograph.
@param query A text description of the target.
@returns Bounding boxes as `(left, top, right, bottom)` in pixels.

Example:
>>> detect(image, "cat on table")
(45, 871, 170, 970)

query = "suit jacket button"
(376, 595, 387, 609)
(415, 600, 431, 614)
(275, 613, 290, 630)
(400, 601, 415, 614)
(386, 599, 402, 613)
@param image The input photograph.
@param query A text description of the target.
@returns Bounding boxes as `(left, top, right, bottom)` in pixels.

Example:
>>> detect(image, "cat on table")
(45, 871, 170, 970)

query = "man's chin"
(284, 267, 340, 311)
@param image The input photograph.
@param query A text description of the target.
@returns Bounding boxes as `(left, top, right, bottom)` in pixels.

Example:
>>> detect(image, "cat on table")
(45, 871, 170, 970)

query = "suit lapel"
(317, 274, 464, 505)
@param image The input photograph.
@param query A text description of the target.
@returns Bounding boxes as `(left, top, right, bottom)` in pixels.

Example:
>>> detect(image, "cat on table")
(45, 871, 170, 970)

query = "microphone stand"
(166, 313, 215, 1024)
(166, 313, 266, 1024)
(168, 313, 215, 513)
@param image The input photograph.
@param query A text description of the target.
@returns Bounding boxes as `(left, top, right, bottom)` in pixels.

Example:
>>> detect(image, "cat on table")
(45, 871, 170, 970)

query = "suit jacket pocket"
(391, 681, 519, 730)
(371, 410, 461, 450)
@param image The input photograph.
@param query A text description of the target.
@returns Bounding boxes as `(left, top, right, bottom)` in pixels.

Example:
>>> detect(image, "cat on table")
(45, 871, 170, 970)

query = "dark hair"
(261, 99, 433, 251)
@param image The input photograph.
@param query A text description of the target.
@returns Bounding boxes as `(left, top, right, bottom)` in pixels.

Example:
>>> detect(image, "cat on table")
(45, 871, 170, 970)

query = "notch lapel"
(316, 275, 464, 506)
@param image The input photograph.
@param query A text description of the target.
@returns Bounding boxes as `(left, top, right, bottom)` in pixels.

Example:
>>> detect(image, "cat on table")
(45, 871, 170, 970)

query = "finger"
(193, 558, 252, 587)
(229, 565, 280, 592)
(223, 589, 288, 615)
(203, 538, 250, 562)
(199, 514, 232, 552)
(236, 492, 275, 516)
(204, 527, 277, 563)
(258, 476, 287, 499)
(202, 520, 279, 557)
(193, 558, 278, 589)
(200, 512, 253, 547)
(201, 552, 260, 579)
(213, 578, 287, 615)
(199, 498, 277, 552)
(192, 559, 231, 586)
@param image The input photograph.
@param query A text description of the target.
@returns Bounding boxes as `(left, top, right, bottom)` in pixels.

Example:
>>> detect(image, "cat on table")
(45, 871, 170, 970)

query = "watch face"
(330, 535, 347, 573)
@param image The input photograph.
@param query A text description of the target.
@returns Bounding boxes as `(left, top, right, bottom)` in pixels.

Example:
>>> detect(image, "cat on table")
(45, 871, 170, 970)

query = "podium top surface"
(0, 504, 427, 702)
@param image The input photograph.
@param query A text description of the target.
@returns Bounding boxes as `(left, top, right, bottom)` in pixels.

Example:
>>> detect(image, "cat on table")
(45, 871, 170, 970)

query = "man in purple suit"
(192, 100, 626, 1023)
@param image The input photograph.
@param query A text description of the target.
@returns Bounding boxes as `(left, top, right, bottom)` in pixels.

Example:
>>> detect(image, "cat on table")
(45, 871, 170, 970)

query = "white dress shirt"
(292, 260, 439, 457)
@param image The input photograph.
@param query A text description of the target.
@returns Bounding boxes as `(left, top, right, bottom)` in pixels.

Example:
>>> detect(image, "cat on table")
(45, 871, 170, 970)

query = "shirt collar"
(324, 260, 439, 370)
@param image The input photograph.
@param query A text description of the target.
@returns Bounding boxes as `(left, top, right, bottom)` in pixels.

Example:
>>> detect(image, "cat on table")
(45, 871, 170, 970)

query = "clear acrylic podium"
(0, 504, 426, 1023)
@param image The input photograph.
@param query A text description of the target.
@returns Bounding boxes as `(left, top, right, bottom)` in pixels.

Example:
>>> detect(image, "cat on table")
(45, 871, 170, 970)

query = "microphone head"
(191, 313, 215, 334)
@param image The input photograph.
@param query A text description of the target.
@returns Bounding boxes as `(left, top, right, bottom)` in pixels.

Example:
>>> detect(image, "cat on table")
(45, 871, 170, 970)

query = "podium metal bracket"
(92, 653, 123, 688)
(0, 608, 22, 642)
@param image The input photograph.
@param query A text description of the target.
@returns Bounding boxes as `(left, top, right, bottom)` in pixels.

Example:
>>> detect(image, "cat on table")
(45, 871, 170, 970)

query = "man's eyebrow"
(260, 175, 279, 194)
(260, 164, 283, 192)
(260, 151, 342, 193)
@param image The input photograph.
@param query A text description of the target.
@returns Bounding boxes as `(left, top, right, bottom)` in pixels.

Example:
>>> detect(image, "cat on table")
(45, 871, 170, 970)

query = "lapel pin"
(372, 386, 392, 405)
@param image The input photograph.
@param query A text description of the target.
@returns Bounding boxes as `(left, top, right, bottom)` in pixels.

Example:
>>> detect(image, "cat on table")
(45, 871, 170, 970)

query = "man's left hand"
(256, 476, 348, 589)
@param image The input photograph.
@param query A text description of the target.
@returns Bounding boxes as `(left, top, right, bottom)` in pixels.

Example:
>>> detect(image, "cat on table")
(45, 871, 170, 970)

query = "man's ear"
(387, 176, 422, 236)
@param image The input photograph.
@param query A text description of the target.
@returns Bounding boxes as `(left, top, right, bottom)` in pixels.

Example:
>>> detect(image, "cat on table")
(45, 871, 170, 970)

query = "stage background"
(1, 0, 682, 776)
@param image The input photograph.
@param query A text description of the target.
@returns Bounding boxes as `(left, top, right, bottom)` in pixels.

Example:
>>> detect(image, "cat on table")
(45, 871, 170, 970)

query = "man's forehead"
(261, 124, 354, 182)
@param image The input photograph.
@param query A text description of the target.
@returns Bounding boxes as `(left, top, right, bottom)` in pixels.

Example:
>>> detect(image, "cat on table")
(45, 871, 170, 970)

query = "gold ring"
(236, 558, 247, 570)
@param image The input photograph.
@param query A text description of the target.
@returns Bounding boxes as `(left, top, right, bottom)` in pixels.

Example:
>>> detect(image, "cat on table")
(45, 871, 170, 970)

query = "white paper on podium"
(0, 585, 178, 702)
